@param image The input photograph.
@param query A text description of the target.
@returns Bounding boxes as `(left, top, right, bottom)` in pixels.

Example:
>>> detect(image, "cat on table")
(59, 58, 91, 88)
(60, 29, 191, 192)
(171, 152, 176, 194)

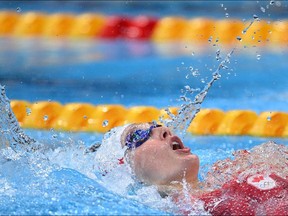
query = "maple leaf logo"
(252, 175, 264, 183)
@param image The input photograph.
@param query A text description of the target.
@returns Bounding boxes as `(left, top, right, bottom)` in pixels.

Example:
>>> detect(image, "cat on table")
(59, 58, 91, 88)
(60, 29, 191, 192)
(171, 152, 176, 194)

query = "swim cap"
(94, 124, 145, 195)
(95, 124, 132, 175)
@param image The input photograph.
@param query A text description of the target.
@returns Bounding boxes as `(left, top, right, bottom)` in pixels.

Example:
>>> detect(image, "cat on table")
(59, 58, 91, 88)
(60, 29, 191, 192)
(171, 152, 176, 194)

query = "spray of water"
(162, 48, 234, 138)
(0, 7, 286, 214)
(161, 13, 263, 138)
(0, 85, 175, 213)
(0, 85, 38, 152)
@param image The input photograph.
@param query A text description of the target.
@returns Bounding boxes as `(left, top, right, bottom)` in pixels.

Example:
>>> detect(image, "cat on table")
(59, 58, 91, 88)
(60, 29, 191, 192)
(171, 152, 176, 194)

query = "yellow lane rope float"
(10, 100, 288, 137)
(0, 11, 287, 45)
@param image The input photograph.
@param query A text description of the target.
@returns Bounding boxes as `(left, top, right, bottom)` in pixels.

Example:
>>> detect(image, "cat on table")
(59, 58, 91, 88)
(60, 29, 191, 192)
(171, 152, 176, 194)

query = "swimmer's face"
(122, 123, 199, 186)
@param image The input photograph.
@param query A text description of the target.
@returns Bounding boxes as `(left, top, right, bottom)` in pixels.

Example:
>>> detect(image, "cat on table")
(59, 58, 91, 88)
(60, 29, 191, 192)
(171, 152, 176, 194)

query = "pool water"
(1, 37, 288, 215)
(1, 1, 288, 215)
(0, 127, 287, 215)
(1, 38, 288, 113)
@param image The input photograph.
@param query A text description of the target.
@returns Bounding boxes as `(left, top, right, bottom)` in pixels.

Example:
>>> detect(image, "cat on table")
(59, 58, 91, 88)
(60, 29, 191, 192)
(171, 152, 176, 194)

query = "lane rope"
(0, 11, 287, 45)
(10, 100, 288, 137)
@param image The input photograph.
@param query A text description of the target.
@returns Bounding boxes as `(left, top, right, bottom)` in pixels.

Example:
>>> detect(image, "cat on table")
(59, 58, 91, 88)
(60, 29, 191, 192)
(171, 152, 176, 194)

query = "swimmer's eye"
(125, 124, 162, 149)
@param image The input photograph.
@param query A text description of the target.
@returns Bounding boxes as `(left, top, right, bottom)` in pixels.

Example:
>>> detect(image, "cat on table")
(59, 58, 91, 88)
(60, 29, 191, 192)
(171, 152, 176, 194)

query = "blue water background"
(0, 1, 288, 215)
(1, 38, 288, 113)
(1, 1, 287, 19)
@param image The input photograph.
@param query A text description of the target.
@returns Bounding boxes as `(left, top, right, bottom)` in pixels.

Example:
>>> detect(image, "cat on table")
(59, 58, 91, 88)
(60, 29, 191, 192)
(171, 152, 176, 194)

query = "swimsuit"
(200, 173, 288, 215)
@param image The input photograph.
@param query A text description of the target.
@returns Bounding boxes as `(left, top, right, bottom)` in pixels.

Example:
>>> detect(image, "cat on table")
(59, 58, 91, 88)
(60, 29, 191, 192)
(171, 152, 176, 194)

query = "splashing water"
(242, 17, 259, 34)
(0, 85, 38, 152)
(162, 48, 235, 138)
(0, 85, 172, 214)
(0, 11, 287, 214)
(102, 120, 109, 127)
(236, 36, 242, 41)
(162, 13, 266, 138)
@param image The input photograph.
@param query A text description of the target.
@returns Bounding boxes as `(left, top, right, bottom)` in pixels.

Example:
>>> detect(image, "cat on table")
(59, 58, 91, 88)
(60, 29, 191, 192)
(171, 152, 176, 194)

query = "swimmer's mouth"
(171, 136, 184, 150)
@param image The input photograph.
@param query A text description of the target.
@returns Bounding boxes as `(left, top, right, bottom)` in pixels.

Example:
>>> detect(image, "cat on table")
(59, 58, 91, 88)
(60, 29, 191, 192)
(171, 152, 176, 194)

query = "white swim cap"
(94, 124, 131, 175)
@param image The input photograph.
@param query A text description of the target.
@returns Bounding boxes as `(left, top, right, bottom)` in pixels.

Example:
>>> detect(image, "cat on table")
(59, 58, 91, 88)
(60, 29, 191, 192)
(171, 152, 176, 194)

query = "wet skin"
(127, 126, 200, 186)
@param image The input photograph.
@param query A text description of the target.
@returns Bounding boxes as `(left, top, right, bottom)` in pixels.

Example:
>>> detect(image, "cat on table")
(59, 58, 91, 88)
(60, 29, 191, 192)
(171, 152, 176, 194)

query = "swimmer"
(0, 85, 287, 215)
(95, 122, 288, 216)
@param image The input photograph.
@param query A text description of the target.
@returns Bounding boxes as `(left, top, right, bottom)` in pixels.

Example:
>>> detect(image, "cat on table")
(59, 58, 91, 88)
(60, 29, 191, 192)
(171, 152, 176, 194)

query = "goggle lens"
(125, 124, 161, 149)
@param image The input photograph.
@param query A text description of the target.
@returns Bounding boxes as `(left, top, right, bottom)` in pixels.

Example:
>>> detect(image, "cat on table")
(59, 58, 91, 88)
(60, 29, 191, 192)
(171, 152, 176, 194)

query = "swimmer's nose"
(152, 126, 172, 140)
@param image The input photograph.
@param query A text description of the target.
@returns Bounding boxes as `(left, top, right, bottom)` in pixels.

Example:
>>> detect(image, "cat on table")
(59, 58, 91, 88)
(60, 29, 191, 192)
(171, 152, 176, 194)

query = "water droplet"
(270, 0, 275, 5)
(260, 7, 266, 13)
(43, 115, 48, 121)
(225, 13, 229, 18)
(102, 120, 109, 127)
(208, 36, 212, 43)
(16, 7, 21, 13)
(180, 96, 188, 102)
(213, 72, 221, 80)
(184, 85, 191, 91)
(220, 3, 224, 7)
(83, 115, 87, 119)
(26, 107, 31, 116)
(191, 52, 195, 56)
(253, 14, 260, 21)
(256, 54, 261, 60)
(200, 78, 205, 83)
(275, 1, 281, 6)
(191, 69, 200, 77)
(267, 116, 271, 121)
(185, 74, 189, 79)
(216, 49, 221, 61)
(236, 36, 242, 41)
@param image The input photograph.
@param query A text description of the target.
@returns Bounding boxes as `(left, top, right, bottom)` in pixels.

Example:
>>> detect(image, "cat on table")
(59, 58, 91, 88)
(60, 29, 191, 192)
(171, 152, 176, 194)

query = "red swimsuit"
(199, 173, 288, 215)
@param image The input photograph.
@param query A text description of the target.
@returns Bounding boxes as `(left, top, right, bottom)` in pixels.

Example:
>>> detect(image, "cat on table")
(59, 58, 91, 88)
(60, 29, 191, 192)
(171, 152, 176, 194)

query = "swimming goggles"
(125, 123, 162, 149)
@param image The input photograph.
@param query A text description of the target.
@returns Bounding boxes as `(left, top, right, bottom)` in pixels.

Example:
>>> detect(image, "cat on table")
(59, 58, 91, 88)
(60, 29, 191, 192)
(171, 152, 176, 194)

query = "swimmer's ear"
(85, 142, 101, 154)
